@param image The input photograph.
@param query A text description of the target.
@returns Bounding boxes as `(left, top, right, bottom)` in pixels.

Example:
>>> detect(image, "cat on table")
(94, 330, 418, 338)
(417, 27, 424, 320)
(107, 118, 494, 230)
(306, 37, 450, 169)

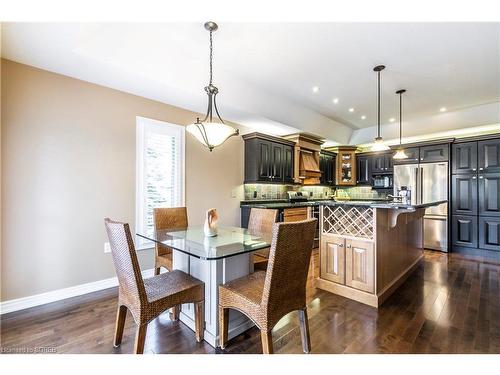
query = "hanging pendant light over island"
(371, 65, 390, 152)
(186, 21, 239, 151)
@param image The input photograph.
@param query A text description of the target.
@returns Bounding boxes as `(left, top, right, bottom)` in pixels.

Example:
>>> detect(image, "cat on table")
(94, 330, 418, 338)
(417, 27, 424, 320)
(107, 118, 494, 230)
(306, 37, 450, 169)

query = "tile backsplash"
(243, 184, 391, 201)
(243, 184, 333, 200)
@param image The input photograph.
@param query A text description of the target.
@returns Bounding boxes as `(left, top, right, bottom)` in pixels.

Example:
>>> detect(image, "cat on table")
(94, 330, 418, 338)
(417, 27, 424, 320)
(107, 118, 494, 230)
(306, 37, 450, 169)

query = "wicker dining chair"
(247, 208, 278, 271)
(104, 218, 204, 354)
(218, 218, 317, 354)
(153, 207, 188, 275)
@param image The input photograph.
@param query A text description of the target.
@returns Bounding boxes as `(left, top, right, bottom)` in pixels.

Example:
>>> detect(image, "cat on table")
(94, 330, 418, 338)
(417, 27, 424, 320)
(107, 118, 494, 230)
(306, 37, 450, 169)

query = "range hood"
(299, 149, 321, 185)
(283, 133, 324, 185)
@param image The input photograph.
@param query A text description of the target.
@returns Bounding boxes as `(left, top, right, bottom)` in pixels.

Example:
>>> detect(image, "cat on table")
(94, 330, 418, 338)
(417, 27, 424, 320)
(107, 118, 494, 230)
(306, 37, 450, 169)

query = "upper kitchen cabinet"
(452, 142, 478, 174)
(356, 155, 371, 185)
(419, 144, 449, 163)
(320, 151, 336, 186)
(336, 147, 357, 186)
(393, 147, 420, 165)
(371, 152, 393, 173)
(478, 139, 500, 173)
(243, 133, 295, 184)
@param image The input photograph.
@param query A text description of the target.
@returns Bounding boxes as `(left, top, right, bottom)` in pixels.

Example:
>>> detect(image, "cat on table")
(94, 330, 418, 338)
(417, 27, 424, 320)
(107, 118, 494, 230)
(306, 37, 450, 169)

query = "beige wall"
(1, 59, 246, 301)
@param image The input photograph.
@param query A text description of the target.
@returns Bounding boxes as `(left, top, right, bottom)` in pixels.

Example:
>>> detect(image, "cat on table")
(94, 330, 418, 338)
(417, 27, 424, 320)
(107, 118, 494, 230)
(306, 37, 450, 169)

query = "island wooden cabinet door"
(345, 239, 374, 293)
(320, 234, 345, 284)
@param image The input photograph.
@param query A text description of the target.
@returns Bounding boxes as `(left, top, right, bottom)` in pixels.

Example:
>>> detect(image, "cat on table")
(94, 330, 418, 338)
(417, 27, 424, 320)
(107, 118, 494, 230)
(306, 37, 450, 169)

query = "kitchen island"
(316, 200, 447, 307)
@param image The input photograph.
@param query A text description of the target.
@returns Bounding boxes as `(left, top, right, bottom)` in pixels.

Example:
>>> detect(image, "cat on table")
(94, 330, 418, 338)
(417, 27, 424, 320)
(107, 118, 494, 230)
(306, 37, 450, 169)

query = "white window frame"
(135, 116, 185, 250)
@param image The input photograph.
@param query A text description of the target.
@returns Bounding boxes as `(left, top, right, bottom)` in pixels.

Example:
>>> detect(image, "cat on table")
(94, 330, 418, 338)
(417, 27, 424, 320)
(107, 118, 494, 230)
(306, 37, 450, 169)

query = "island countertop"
(317, 199, 448, 210)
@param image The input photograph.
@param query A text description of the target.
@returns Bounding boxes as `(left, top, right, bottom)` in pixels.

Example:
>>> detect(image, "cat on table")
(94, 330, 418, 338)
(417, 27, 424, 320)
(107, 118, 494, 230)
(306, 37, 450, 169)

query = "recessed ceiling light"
(312, 86, 319, 93)
(389, 118, 395, 122)
(440, 107, 447, 112)
(348, 108, 354, 112)
(332, 98, 339, 104)
(361, 115, 366, 120)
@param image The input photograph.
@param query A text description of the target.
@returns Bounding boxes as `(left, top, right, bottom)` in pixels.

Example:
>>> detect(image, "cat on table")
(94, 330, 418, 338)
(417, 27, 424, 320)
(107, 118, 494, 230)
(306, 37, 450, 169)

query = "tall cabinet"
(451, 138, 500, 253)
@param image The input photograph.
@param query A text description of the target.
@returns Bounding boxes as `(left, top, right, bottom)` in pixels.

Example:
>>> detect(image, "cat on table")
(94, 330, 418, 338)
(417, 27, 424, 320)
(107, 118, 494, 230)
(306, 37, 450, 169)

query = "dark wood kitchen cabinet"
(452, 142, 477, 174)
(393, 147, 420, 164)
(243, 133, 295, 184)
(451, 174, 478, 215)
(320, 151, 336, 186)
(419, 144, 449, 163)
(371, 152, 393, 173)
(451, 215, 478, 248)
(478, 139, 500, 173)
(479, 216, 500, 251)
(479, 173, 500, 216)
(356, 155, 371, 185)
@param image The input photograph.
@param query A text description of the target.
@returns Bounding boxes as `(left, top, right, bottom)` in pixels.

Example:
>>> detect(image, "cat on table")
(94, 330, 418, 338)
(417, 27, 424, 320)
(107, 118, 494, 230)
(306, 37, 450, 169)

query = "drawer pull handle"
(337, 243, 343, 247)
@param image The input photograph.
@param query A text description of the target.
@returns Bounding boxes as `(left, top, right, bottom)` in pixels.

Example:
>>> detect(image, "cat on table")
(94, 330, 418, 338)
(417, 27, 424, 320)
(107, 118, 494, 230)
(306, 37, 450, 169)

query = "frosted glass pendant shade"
(393, 149, 408, 159)
(371, 137, 390, 152)
(186, 122, 239, 151)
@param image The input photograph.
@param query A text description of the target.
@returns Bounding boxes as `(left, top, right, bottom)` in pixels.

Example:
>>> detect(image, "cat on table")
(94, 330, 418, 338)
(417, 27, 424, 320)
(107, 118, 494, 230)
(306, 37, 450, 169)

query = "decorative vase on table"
(204, 208, 219, 237)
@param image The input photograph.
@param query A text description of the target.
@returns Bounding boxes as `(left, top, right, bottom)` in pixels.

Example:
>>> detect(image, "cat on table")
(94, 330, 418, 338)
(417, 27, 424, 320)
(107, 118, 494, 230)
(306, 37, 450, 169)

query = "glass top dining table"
(136, 226, 272, 260)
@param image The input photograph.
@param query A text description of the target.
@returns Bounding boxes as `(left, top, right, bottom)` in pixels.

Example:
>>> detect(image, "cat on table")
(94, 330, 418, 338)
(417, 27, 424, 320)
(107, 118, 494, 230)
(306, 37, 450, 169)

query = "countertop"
(240, 199, 447, 210)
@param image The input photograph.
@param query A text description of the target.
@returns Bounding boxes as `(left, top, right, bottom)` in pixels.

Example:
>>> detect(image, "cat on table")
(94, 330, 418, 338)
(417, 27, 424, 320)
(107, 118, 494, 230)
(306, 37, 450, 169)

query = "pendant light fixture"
(393, 89, 408, 160)
(371, 65, 390, 152)
(186, 21, 239, 151)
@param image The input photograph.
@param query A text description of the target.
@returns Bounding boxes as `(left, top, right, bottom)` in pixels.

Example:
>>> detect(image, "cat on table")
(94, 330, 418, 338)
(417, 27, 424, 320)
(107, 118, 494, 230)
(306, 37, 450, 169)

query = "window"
(136, 116, 185, 249)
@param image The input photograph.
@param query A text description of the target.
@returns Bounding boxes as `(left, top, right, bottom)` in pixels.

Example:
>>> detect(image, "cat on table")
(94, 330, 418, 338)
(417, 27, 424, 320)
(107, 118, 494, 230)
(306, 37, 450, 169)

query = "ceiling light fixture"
(371, 65, 390, 152)
(312, 86, 320, 93)
(333, 98, 339, 104)
(186, 21, 239, 152)
(361, 115, 366, 120)
(348, 108, 354, 112)
(440, 107, 447, 112)
(389, 118, 395, 122)
(393, 89, 408, 160)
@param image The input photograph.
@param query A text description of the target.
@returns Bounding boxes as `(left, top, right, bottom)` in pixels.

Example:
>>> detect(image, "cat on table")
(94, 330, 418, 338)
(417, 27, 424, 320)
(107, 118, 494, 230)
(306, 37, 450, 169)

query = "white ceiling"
(2, 22, 500, 145)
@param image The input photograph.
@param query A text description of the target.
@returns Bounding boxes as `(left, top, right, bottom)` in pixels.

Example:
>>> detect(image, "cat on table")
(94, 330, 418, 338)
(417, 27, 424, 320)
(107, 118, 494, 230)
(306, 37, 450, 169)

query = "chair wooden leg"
(169, 305, 181, 321)
(134, 324, 148, 354)
(113, 305, 127, 347)
(194, 301, 205, 343)
(154, 267, 161, 276)
(298, 308, 311, 353)
(260, 330, 274, 354)
(219, 307, 229, 349)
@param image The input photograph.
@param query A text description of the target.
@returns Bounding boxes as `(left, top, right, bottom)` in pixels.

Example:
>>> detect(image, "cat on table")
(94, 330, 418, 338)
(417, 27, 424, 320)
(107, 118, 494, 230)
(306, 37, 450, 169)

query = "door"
(320, 234, 345, 284)
(451, 215, 478, 248)
(393, 147, 419, 165)
(384, 153, 394, 172)
(478, 139, 500, 173)
(271, 143, 284, 181)
(424, 216, 448, 251)
(420, 162, 448, 216)
(258, 140, 272, 180)
(372, 154, 386, 173)
(479, 217, 500, 251)
(451, 174, 478, 215)
(452, 142, 478, 174)
(356, 156, 371, 185)
(479, 173, 500, 216)
(393, 164, 419, 205)
(283, 145, 294, 183)
(345, 239, 374, 293)
(420, 144, 449, 163)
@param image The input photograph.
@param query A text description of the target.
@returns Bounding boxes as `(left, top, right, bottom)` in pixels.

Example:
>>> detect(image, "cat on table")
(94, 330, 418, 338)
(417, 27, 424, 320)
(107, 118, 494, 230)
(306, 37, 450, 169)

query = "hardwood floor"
(1, 250, 499, 354)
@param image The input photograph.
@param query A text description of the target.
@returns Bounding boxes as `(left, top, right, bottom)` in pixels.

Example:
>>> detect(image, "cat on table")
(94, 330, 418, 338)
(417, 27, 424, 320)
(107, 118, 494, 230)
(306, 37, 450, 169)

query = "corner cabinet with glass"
(336, 146, 357, 186)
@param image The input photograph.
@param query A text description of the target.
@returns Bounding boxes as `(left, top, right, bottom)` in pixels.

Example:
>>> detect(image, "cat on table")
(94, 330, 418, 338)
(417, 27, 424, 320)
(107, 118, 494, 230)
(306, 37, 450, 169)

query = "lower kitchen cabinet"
(283, 207, 309, 222)
(479, 216, 500, 252)
(451, 215, 478, 248)
(479, 173, 500, 216)
(320, 234, 345, 284)
(345, 239, 374, 293)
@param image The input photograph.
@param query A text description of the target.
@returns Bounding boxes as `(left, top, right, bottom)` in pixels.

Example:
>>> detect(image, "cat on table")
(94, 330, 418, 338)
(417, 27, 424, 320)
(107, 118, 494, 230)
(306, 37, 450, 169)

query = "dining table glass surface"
(136, 226, 272, 260)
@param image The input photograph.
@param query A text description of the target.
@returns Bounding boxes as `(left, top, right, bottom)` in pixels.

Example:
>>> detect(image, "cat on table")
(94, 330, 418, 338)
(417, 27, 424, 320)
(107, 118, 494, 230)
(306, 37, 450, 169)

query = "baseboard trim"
(0, 268, 155, 315)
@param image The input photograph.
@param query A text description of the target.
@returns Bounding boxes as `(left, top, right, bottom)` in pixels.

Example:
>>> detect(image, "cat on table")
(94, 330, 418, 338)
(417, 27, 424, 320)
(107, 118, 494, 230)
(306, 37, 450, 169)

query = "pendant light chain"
(209, 30, 213, 85)
(399, 91, 403, 145)
(377, 70, 381, 138)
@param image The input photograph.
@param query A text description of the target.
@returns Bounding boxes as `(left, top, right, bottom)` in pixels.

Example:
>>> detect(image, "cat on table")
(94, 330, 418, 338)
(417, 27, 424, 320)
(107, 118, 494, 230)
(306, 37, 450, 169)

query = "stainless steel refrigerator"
(393, 162, 448, 252)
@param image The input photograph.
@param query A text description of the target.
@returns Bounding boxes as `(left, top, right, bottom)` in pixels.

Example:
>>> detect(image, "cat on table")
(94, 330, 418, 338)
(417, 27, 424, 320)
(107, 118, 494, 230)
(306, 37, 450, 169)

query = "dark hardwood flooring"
(1, 250, 499, 354)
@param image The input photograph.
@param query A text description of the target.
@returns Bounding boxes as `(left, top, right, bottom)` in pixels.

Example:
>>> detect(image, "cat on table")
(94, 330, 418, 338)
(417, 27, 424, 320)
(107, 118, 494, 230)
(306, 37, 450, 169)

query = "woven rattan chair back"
(247, 208, 278, 236)
(262, 219, 317, 317)
(153, 207, 188, 231)
(104, 218, 147, 306)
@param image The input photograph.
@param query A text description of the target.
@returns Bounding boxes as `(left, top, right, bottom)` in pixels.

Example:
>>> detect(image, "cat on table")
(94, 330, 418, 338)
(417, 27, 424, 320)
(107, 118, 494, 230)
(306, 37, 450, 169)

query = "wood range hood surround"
(283, 133, 324, 185)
